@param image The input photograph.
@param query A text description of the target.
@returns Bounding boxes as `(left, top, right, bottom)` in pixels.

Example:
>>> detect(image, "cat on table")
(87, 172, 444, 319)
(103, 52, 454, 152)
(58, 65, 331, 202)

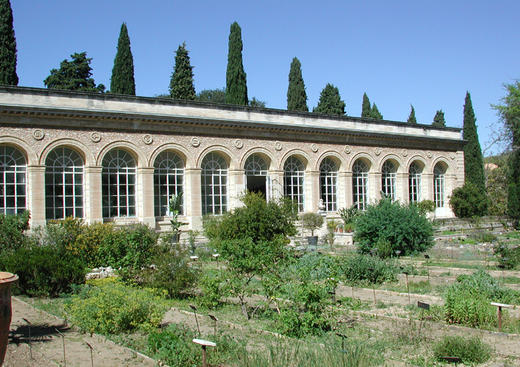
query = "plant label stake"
(193, 339, 216, 367)
(402, 269, 411, 304)
(208, 314, 218, 337)
(335, 332, 348, 353)
(85, 342, 94, 367)
(55, 328, 66, 367)
(22, 318, 32, 360)
(424, 254, 430, 281)
(491, 302, 512, 332)
(189, 304, 201, 336)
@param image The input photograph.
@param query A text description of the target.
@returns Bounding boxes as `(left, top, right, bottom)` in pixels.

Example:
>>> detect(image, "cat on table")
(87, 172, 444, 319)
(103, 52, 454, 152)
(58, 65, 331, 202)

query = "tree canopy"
(0, 0, 18, 85)
(463, 92, 485, 193)
(432, 110, 446, 127)
(407, 105, 417, 124)
(110, 23, 135, 95)
(225, 22, 248, 105)
(313, 83, 345, 116)
(361, 93, 371, 118)
(196, 88, 226, 103)
(370, 103, 383, 119)
(287, 57, 308, 112)
(169, 42, 196, 100)
(44, 52, 105, 93)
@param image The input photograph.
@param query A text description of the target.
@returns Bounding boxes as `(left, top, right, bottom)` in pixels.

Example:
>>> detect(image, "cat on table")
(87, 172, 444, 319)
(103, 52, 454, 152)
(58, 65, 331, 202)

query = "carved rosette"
(450, 153, 456, 160)
(375, 147, 382, 156)
(274, 141, 282, 151)
(427, 151, 433, 158)
(190, 137, 201, 147)
(90, 131, 101, 143)
(344, 145, 351, 154)
(311, 143, 318, 153)
(233, 139, 243, 149)
(401, 149, 408, 157)
(32, 129, 44, 140)
(142, 134, 153, 145)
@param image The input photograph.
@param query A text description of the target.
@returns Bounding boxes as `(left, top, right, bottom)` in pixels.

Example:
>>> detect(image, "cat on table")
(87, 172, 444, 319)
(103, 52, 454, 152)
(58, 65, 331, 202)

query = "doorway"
(247, 175, 266, 197)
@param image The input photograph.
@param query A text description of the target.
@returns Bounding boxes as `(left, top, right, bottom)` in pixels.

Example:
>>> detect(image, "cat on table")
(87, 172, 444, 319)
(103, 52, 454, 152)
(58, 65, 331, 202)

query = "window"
(45, 147, 84, 219)
(320, 158, 338, 212)
(201, 152, 227, 215)
(381, 160, 397, 200)
(353, 159, 369, 210)
(245, 154, 268, 176)
(154, 151, 184, 216)
(434, 163, 446, 208)
(102, 149, 136, 218)
(408, 162, 422, 203)
(0, 146, 26, 215)
(284, 156, 305, 211)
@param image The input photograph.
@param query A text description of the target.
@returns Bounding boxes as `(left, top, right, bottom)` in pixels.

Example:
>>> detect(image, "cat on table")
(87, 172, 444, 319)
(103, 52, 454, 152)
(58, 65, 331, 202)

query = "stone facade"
(0, 86, 465, 230)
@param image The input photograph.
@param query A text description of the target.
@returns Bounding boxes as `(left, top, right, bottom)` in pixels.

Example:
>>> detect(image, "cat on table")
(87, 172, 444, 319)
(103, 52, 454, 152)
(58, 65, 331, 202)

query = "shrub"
(449, 182, 488, 218)
(71, 222, 116, 267)
(433, 335, 491, 364)
(415, 200, 435, 216)
(198, 269, 229, 309)
(354, 198, 434, 257)
(339, 254, 399, 285)
(41, 217, 85, 250)
(287, 252, 339, 281)
(0, 211, 31, 254)
(494, 242, 520, 269)
(339, 206, 359, 227)
(301, 212, 324, 236)
(65, 278, 167, 334)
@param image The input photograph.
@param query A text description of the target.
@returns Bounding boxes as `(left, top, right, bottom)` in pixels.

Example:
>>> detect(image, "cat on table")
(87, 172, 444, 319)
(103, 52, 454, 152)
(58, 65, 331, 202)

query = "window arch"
(381, 160, 397, 200)
(409, 161, 423, 203)
(245, 154, 268, 176)
(102, 149, 136, 218)
(352, 159, 369, 210)
(0, 146, 26, 215)
(320, 158, 338, 212)
(434, 163, 447, 208)
(45, 147, 84, 219)
(201, 152, 228, 215)
(284, 156, 305, 212)
(154, 151, 184, 216)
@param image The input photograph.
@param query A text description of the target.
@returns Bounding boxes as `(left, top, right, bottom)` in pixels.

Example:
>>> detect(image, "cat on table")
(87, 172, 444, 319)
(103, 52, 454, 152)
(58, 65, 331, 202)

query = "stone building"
(0, 86, 464, 230)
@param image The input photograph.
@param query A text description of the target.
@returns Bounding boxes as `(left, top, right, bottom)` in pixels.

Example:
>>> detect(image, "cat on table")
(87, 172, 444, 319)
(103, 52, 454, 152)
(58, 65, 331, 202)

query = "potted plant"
(169, 192, 187, 243)
(301, 212, 324, 248)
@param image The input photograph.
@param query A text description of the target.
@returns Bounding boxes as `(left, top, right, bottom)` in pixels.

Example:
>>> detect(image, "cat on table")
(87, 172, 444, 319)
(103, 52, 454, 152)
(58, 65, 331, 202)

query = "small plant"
(433, 335, 492, 364)
(449, 182, 488, 218)
(494, 242, 520, 269)
(301, 212, 324, 237)
(339, 253, 399, 285)
(416, 199, 435, 215)
(0, 211, 31, 255)
(169, 192, 187, 242)
(325, 219, 338, 248)
(187, 229, 199, 255)
(339, 206, 359, 231)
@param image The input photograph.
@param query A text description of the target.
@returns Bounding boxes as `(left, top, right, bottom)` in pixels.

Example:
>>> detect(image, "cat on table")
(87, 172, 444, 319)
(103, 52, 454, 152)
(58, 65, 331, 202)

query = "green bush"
(65, 278, 167, 334)
(433, 335, 492, 364)
(0, 211, 31, 254)
(287, 252, 339, 281)
(449, 182, 488, 218)
(198, 269, 229, 309)
(39, 217, 85, 250)
(339, 206, 359, 227)
(493, 242, 520, 269)
(301, 212, 324, 236)
(339, 254, 399, 285)
(354, 198, 434, 257)
(70, 222, 116, 267)
(415, 200, 435, 215)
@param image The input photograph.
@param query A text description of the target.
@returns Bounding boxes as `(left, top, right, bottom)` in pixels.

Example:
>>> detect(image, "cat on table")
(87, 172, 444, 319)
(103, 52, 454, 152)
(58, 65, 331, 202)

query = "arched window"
(201, 152, 228, 215)
(352, 159, 369, 210)
(102, 149, 136, 218)
(154, 151, 184, 216)
(409, 161, 422, 203)
(0, 146, 26, 215)
(245, 154, 268, 176)
(284, 156, 305, 212)
(320, 158, 338, 212)
(381, 160, 397, 200)
(434, 163, 447, 208)
(45, 147, 84, 219)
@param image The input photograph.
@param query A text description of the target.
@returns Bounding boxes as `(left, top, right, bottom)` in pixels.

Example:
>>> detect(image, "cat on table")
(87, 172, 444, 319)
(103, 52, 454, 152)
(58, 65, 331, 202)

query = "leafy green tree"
(0, 0, 18, 85)
(287, 57, 308, 112)
(44, 52, 105, 93)
(370, 103, 383, 119)
(485, 155, 508, 216)
(432, 110, 446, 127)
(407, 105, 417, 124)
(463, 92, 486, 193)
(493, 81, 520, 225)
(361, 93, 371, 117)
(449, 182, 488, 218)
(110, 23, 135, 95)
(196, 88, 226, 103)
(169, 42, 196, 100)
(249, 97, 266, 108)
(313, 83, 345, 116)
(225, 22, 248, 105)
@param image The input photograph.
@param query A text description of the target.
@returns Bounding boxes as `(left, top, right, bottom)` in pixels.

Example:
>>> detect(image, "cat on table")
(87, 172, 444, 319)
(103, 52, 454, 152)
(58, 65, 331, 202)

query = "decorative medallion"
(190, 137, 201, 147)
(401, 149, 408, 157)
(450, 153, 456, 160)
(375, 147, 382, 156)
(311, 143, 318, 153)
(90, 131, 101, 143)
(427, 151, 433, 158)
(32, 129, 44, 141)
(274, 141, 282, 151)
(233, 139, 243, 149)
(344, 145, 351, 154)
(142, 134, 153, 145)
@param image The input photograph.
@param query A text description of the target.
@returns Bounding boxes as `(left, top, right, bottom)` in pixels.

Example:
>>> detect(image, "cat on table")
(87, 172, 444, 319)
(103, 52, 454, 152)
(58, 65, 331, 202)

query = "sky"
(10, 0, 520, 156)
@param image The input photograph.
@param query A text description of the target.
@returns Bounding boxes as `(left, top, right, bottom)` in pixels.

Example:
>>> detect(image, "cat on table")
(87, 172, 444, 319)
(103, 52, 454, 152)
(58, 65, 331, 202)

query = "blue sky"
(11, 0, 520, 155)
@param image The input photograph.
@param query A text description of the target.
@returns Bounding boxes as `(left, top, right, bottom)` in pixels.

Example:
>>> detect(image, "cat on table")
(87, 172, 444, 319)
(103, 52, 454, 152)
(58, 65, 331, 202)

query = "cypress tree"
(110, 23, 135, 95)
(432, 110, 446, 127)
(0, 0, 18, 85)
(313, 83, 346, 116)
(370, 103, 383, 119)
(169, 42, 196, 100)
(407, 105, 417, 124)
(361, 93, 371, 117)
(287, 57, 308, 112)
(225, 22, 248, 105)
(463, 92, 486, 193)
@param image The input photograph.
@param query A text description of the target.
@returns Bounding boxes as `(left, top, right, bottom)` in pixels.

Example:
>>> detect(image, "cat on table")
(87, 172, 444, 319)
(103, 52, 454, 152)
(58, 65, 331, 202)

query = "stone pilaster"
(305, 170, 320, 212)
(84, 166, 103, 224)
(185, 168, 201, 229)
(137, 167, 155, 228)
(228, 169, 245, 210)
(268, 170, 284, 201)
(27, 165, 46, 228)
(396, 172, 407, 204)
(370, 172, 382, 204)
(337, 171, 349, 209)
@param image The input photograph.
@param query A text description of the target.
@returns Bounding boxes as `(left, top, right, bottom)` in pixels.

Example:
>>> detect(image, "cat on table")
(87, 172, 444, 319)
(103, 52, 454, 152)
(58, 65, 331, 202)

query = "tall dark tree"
(287, 57, 308, 112)
(225, 22, 248, 105)
(361, 93, 371, 118)
(370, 103, 383, 119)
(407, 105, 417, 124)
(432, 110, 446, 127)
(110, 23, 135, 95)
(44, 52, 105, 93)
(169, 42, 195, 100)
(463, 92, 486, 193)
(0, 0, 18, 85)
(313, 83, 346, 116)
